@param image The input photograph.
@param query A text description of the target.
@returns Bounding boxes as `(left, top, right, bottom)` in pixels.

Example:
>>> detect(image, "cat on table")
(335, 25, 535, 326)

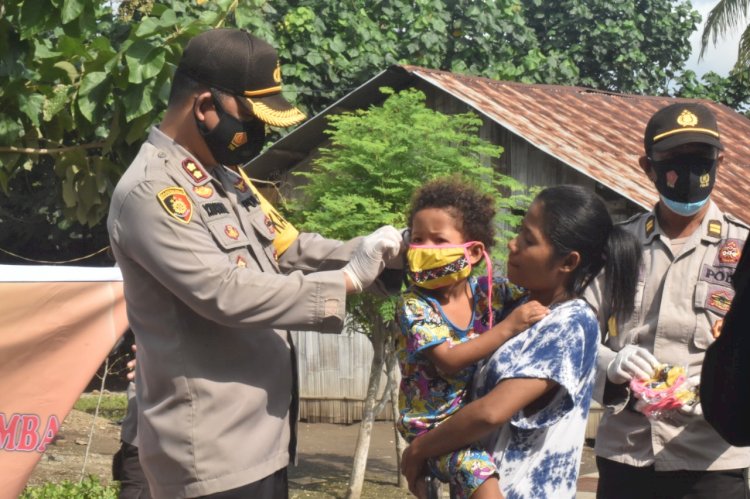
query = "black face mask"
(196, 91, 266, 166)
(650, 155, 718, 203)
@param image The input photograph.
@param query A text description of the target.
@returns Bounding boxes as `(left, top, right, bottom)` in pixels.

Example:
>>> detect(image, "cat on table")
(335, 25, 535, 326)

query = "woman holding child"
(400, 183, 642, 499)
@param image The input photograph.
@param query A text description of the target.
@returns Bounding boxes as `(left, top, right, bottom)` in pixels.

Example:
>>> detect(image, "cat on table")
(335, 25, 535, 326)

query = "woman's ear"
(559, 251, 581, 274)
(468, 242, 485, 265)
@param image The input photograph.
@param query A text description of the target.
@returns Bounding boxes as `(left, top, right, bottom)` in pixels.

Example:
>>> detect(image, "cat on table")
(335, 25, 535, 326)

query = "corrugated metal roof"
(247, 64, 749, 222)
(403, 65, 750, 221)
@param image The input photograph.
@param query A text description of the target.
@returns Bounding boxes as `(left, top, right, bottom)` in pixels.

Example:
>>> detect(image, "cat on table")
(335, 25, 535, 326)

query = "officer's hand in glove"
(606, 345, 659, 384)
(677, 374, 703, 417)
(343, 226, 403, 293)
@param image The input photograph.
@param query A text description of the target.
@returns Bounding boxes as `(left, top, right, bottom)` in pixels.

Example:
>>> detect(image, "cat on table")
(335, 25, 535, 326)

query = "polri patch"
(157, 187, 193, 224)
(203, 202, 229, 217)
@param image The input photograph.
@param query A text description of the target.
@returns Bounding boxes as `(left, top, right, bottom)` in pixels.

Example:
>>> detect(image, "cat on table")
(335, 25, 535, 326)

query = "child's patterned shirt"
(396, 275, 526, 440)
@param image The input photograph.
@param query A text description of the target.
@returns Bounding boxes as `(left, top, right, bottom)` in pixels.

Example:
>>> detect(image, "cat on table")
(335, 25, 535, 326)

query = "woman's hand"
(401, 441, 428, 497)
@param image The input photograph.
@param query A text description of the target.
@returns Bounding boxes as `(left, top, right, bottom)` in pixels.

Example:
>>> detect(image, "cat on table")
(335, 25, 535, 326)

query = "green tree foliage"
(700, 0, 750, 74)
(673, 69, 750, 116)
(522, 0, 700, 94)
(1, 0, 704, 262)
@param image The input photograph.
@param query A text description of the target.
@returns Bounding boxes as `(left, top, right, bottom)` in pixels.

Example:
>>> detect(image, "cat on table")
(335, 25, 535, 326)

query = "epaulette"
(615, 211, 646, 228)
(724, 212, 750, 230)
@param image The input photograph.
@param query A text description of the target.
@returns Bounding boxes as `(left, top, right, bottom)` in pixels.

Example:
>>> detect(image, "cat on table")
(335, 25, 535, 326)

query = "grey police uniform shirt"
(107, 127, 361, 498)
(586, 201, 750, 471)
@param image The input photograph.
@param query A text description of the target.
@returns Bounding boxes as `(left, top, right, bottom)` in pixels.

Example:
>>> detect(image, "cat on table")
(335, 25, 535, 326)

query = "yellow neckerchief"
(238, 168, 299, 258)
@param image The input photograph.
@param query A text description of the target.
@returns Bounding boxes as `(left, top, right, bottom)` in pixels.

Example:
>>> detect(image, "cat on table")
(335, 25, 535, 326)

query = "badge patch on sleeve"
(157, 187, 193, 224)
(707, 288, 733, 314)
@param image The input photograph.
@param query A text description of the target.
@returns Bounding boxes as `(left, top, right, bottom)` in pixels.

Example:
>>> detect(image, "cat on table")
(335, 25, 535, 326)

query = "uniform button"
(158, 152, 167, 158)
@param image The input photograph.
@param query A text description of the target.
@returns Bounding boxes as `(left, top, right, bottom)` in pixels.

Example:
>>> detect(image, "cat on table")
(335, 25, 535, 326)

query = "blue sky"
(685, 0, 741, 76)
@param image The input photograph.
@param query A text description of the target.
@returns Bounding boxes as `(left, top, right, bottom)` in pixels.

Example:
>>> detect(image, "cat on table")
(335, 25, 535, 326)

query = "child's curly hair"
(407, 176, 496, 249)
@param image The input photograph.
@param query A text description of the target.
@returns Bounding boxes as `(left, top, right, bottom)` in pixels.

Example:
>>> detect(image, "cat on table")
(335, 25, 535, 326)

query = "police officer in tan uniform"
(588, 103, 750, 498)
(107, 29, 403, 499)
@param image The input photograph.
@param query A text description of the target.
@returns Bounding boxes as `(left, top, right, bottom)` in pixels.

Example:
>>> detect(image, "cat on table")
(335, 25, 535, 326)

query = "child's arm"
(424, 300, 548, 376)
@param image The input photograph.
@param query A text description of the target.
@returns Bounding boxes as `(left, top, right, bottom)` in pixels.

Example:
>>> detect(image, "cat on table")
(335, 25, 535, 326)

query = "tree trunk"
(388, 325, 407, 489)
(346, 311, 386, 499)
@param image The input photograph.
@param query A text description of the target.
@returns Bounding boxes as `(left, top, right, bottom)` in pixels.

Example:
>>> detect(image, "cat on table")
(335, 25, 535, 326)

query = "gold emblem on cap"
(273, 62, 281, 84)
(700, 173, 710, 188)
(677, 109, 698, 128)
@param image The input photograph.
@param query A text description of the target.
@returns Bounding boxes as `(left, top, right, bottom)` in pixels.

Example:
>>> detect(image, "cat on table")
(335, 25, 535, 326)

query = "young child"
(396, 177, 548, 499)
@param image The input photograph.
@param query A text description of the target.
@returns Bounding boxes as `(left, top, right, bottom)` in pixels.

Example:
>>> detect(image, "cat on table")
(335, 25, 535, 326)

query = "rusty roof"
(247, 64, 749, 223)
(402, 65, 750, 222)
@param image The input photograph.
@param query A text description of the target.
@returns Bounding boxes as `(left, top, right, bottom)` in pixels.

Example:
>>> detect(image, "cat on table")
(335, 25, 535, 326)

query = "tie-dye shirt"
(472, 298, 598, 499)
(396, 275, 526, 440)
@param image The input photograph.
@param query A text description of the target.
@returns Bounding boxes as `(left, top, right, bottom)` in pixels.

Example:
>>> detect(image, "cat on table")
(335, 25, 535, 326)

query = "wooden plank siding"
(292, 330, 393, 423)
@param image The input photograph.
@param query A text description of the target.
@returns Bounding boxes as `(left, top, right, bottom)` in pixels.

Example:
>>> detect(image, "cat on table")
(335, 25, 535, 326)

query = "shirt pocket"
(206, 216, 250, 252)
(693, 280, 734, 350)
(248, 209, 278, 243)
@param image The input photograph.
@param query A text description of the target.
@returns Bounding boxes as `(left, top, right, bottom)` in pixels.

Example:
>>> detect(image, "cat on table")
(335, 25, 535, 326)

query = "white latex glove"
(342, 225, 403, 292)
(606, 345, 659, 384)
(677, 374, 703, 416)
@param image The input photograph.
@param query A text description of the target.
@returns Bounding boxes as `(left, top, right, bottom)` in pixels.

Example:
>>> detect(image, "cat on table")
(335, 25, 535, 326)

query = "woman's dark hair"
(535, 185, 641, 320)
(407, 176, 496, 249)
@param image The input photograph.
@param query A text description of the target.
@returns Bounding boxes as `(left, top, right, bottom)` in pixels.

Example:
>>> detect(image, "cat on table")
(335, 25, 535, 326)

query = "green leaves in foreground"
(20, 476, 118, 499)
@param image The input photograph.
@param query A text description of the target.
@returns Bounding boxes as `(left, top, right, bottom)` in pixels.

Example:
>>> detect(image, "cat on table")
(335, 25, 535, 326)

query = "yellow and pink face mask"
(406, 241, 494, 327)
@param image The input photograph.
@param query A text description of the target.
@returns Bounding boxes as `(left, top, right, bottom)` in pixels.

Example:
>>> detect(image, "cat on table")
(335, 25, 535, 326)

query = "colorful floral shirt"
(396, 276, 526, 440)
(472, 299, 599, 499)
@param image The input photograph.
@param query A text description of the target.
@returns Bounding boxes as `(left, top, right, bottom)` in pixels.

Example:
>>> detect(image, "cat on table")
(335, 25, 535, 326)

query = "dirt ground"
(26, 408, 597, 498)
(25, 409, 411, 498)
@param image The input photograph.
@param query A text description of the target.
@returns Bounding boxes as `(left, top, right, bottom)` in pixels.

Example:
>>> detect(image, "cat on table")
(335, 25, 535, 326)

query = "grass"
(73, 391, 128, 422)
(21, 476, 118, 498)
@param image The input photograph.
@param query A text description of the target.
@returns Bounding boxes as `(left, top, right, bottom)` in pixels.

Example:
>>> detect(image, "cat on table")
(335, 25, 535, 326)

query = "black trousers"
(195, 467, 289, 499)
(596, 456, 749, 499)
(112, 441, 152, 499)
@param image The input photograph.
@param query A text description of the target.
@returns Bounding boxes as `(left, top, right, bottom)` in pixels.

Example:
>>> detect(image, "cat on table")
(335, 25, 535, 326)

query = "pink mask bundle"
(630, 364, 698, 419)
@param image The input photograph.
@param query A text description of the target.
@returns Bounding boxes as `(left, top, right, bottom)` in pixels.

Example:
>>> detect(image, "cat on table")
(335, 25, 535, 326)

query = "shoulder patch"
(157, 187, 193, 224)
(182, 159, 208, 184)
(718, 239, 742, 265)
(707, 219, 722, 238)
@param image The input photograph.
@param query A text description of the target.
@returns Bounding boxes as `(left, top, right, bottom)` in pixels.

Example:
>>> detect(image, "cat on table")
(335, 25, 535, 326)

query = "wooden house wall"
(292, 330, 393, 423)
